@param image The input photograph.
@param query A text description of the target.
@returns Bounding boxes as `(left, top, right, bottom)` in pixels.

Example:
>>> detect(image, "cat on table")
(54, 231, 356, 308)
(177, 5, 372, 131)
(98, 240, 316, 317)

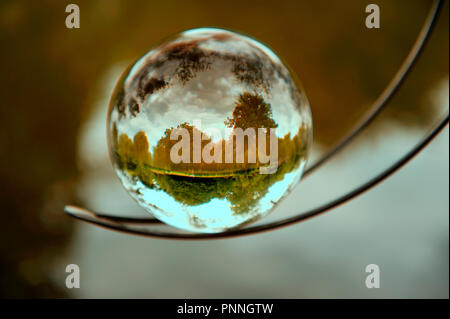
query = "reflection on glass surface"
(107, 28, 313, 232)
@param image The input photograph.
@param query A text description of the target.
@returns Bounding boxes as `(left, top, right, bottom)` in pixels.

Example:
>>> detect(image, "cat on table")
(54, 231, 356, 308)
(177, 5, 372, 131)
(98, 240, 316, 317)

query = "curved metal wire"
(65, 113, 449, 239)
(64, 0, 446, 240)
(303, 0, 442, 178)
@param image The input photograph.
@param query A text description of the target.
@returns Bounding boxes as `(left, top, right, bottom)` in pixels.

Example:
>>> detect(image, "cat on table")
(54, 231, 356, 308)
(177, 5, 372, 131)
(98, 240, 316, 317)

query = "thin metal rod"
(63, 205, 161, 224)
(64, 0, 446, 239)
(303, 0, 442, 178)
(65, 113, 449, 239)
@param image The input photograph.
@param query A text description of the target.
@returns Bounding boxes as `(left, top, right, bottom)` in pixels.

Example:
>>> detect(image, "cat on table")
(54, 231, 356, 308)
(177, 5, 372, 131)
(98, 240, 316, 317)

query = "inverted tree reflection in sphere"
(107, 28, 313, 233)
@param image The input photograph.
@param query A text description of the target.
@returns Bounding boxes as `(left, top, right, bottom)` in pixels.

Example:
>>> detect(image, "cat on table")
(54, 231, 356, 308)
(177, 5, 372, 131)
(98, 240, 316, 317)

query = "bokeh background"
(0, 0, 448, 298)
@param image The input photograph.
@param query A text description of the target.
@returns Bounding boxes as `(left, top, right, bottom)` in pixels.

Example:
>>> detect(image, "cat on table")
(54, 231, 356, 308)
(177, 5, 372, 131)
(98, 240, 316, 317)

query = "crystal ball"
(107, 28, 312, 233)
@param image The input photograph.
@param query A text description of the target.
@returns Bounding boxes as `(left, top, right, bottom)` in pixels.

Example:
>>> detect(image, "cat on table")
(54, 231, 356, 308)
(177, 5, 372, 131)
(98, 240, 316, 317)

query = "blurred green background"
(0, 0, 448, 298)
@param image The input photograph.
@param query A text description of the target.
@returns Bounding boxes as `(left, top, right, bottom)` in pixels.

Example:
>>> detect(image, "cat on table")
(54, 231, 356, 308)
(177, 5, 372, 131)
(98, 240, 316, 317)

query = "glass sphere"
(107, 28, 312, 233)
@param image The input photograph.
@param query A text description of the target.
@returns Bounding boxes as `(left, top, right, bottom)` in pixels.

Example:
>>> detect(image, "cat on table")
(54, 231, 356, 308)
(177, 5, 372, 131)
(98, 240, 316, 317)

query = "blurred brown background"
(0, 0, 448, 298)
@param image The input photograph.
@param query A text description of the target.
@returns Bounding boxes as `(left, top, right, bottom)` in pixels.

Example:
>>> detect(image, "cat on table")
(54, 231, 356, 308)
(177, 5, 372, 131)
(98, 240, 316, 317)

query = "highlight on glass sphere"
(107, 27, 313, 233)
